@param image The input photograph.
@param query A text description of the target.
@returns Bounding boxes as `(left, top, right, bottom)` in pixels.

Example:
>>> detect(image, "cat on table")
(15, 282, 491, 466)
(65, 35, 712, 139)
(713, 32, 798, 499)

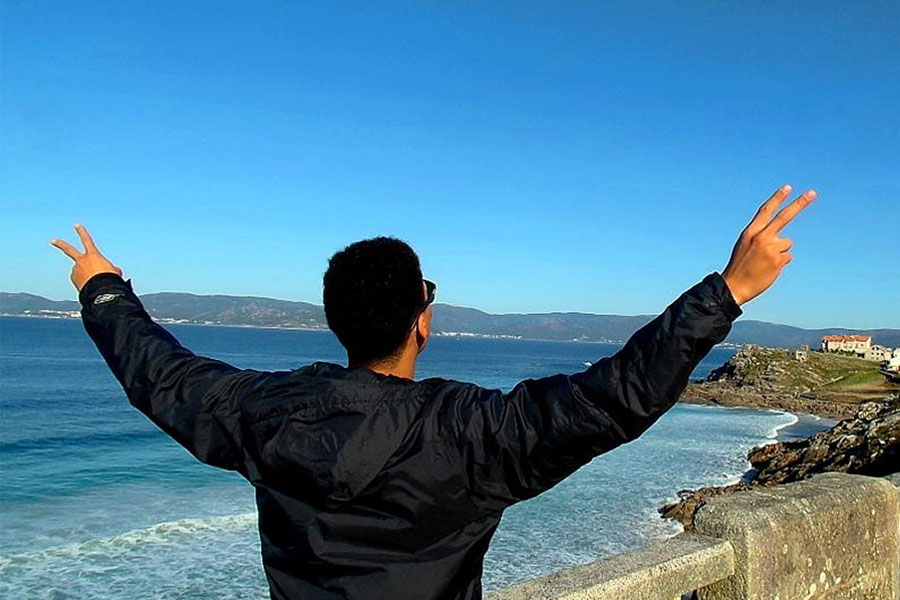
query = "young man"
(52, 185, 814, 600)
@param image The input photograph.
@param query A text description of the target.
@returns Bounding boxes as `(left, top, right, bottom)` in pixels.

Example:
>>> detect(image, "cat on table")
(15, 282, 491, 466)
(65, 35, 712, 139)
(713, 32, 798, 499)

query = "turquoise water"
(0, 316, 806, 598)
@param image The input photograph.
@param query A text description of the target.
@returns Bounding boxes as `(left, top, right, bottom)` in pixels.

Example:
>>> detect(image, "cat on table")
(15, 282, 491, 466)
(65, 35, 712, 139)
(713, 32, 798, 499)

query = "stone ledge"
(485, 533, 734, 600)
(886, 472, 900, 489)
(694, 472, 900, 600)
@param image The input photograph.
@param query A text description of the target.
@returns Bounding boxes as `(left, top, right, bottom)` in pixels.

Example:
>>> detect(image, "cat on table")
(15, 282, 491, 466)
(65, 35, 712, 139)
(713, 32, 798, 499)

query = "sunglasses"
(423, 279, 436, 308)
(412, 279, 437, 329)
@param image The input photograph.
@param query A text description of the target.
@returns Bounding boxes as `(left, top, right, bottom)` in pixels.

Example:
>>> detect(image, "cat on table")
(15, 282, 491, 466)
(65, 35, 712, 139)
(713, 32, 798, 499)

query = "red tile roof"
(822, 335, 872, 342)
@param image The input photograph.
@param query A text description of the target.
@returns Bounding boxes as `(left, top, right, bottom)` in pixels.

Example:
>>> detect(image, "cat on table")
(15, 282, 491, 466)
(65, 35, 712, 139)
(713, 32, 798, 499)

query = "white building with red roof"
(821, 334, 872, 355)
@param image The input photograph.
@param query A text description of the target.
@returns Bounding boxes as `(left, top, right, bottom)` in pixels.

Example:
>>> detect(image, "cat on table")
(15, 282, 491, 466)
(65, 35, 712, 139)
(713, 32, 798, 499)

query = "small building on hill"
(865, 344, 893, 362)
(888, 348, 900, 373)
(821, 335, 872, 355)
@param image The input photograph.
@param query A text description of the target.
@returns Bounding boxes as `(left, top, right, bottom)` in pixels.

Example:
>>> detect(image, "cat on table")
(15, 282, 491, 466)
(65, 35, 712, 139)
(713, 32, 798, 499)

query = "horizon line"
(2, 289, 898, 333)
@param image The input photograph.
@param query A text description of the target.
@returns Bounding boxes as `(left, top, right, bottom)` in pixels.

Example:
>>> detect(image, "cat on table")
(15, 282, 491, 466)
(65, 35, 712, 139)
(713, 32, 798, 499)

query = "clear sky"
(1, 1, 898, 329)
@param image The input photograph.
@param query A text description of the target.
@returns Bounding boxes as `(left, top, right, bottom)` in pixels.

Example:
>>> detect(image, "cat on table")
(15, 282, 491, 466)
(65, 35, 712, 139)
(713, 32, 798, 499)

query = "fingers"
(50, 238, 83, 261)
(763, 190, 817, 236)
(747, 184, 793, 234)
(74, 223, 99, 254)
(774, 237, 794, 252)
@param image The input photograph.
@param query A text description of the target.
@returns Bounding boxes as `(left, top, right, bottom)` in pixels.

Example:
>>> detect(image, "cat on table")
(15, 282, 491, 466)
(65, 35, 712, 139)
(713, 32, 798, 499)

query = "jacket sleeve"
(78, 272, 265, 475)
(457, 272, 743, 510)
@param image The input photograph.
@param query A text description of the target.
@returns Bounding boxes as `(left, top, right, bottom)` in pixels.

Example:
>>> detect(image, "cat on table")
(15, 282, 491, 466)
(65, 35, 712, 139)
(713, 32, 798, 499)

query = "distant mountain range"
(2, 291, 898, 349)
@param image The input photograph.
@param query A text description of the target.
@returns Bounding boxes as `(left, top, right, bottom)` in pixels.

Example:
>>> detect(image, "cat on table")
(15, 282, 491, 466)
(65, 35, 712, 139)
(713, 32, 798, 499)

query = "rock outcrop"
(681, 344, 899, 418)
(661, 396, 900, 529)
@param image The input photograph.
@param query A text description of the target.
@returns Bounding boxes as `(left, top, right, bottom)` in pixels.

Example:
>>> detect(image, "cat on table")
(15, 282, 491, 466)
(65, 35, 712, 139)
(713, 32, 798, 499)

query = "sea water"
(0, 316, 811, 598)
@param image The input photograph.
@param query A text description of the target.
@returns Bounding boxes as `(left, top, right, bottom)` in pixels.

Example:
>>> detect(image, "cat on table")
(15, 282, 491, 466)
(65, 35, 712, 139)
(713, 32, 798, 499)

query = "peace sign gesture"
(722, 185, 817, 305)
(51, 224, 123, 291)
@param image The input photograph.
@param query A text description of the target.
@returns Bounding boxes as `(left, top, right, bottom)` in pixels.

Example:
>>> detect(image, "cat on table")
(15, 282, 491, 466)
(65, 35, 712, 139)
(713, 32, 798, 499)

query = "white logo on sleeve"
(94, 293, 123, 305)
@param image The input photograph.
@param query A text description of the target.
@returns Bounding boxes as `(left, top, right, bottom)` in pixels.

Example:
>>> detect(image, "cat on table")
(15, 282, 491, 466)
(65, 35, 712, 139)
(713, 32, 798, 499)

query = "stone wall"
(694, 473, 899, 600)
(487, 472, 900, 600)
(485, 534, 733, 600)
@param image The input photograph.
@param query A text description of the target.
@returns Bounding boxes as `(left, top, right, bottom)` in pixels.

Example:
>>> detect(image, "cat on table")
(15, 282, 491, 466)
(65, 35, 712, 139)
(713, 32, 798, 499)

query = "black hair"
(323, 236, 424, 365)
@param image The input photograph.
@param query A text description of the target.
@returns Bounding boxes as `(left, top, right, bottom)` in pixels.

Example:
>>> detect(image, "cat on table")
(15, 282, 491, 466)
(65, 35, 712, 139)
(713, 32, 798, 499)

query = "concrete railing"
(487, 472, 900, 600)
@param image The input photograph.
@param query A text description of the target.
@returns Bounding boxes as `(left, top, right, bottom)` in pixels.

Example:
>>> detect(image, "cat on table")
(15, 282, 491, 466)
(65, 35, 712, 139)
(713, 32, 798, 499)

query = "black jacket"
(79, 272, 741, 600)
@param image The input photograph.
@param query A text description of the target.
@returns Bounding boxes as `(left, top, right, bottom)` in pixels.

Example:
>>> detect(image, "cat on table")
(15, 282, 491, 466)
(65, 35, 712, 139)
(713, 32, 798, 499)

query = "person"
(51, 185, 815, 600)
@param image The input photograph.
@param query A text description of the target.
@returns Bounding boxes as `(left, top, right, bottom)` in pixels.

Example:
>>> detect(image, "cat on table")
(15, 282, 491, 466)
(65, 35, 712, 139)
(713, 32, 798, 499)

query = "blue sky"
(2, 1, 898, 328)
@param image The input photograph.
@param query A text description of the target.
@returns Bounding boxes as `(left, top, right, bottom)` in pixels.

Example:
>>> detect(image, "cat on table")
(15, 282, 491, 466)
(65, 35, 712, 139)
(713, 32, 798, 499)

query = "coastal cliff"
(681, 344, 900, 418)
(661, 396, 900, 529)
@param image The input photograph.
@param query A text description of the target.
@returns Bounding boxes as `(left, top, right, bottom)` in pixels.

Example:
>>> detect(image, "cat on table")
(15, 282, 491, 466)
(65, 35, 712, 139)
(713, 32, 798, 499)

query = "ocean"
(0, 316, 823, 599)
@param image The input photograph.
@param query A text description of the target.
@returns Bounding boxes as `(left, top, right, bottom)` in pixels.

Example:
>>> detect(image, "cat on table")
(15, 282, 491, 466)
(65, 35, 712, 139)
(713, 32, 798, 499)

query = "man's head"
(323, 237, 433, 369)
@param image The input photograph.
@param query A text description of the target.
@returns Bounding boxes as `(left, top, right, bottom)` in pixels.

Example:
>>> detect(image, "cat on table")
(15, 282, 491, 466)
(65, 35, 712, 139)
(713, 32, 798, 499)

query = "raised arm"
(51, 225, 266, 475)
(459, 186, 816, 509)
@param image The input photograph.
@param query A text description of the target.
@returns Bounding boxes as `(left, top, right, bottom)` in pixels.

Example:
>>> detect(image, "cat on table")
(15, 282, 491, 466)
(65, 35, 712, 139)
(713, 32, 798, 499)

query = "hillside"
(2, 290, 898, 348)
(681, 345, 900, 418)
(0, 291, 329, 330)
(142, 293, 327, 329)
(0, 293, 80, 314)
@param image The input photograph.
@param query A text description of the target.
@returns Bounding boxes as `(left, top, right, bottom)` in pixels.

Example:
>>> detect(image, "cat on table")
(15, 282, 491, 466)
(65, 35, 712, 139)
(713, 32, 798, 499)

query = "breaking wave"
(0, 513, 266, 600)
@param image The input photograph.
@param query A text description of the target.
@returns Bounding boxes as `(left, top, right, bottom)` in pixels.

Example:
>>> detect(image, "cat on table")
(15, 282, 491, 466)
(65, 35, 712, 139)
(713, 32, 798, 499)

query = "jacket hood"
(250, 362, 423, 503)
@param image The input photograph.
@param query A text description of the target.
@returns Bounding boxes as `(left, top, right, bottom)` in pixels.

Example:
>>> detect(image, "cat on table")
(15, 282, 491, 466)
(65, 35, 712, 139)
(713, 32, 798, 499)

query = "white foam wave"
(766, 410, 799, 440)
(0, 512, 257, 570)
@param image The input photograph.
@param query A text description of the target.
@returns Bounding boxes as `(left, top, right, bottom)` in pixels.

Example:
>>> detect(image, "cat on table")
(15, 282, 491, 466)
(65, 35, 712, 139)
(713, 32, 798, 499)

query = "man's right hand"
(721, 185, 816, 305)
(51, 224, 123, 292)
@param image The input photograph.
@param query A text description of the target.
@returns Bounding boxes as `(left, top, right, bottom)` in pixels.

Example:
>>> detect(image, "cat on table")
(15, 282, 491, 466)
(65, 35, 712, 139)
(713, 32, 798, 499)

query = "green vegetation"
(821, 369, 886, 390)
(707, 345, 899, 411)
(804, 352, 884, 387)
(724, 347, 885, 390)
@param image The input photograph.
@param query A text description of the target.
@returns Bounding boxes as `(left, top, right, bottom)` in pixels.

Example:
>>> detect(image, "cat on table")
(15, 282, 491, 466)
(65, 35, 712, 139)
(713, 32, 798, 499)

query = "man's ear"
(416, 306, 433, 353)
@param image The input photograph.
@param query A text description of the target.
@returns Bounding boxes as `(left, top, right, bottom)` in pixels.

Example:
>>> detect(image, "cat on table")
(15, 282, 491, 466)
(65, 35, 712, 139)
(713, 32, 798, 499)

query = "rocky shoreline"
(660, 396, 900, 529)
(680, 383, 856, 419)
(662, 344, 900, 529)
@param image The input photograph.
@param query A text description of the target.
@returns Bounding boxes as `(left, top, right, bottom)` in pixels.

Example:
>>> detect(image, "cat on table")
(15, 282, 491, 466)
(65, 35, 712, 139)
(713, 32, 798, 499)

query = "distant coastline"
(0, 314, 724, 346)
(0, 314, 752, 353)
(0, 314, 549, 341)
(3, 289, 899, 348)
